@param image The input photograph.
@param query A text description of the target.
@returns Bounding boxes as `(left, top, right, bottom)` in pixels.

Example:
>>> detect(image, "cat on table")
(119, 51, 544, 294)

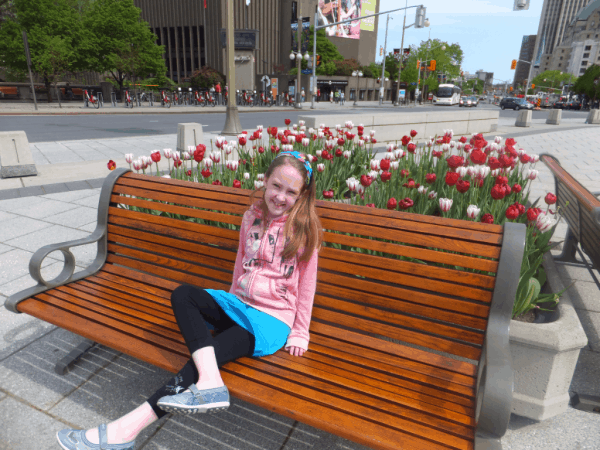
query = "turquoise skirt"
(205, 289, 290, 357)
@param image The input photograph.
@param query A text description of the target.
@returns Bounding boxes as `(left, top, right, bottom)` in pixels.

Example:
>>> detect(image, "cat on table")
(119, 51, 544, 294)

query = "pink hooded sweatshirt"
(229, 203, 319, 351)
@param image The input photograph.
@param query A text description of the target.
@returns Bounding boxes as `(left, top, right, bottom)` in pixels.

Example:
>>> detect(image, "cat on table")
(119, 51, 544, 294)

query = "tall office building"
(531, 0, 592, 77)
(513, 35, 536, 88)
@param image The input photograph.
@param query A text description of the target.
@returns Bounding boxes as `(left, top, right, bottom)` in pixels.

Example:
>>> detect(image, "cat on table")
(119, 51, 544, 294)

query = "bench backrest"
(542, 154, 600, 269)
(107, 172, 504, 364)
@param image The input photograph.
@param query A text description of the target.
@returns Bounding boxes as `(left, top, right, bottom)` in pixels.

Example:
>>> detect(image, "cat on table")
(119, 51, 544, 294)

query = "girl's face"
(264, 164, 305, 219)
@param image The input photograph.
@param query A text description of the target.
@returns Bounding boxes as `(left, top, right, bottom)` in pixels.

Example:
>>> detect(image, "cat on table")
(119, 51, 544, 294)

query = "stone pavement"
(1, 119, 600, 449)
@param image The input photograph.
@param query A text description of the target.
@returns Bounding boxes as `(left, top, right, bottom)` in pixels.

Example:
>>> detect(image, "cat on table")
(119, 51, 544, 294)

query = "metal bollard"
(111, 92, 117, 107)
(149, 92, 154, 107)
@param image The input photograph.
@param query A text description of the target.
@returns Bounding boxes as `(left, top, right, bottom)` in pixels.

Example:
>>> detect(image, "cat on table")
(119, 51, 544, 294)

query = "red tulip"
(174, 160, 182, 168)
(445, 171, 460, 186)
(212, 180, 222, 185)
(239, 136, 247, 146)
(446, 155, 465, 169)
(519, 154, 530, 164)
(285, 119, 291, 125)
(186, 169, 192, 177)
(335, 148, 343, 157)
(425, 173, 436, 184)
(366, 203, 376, 208)
(432, 150, 442, 158)
(360, 175, 372, 187)
(380, 171, 392, 182)
(400, 169, 410, 178)
(379, 159, 390, 170)
(505, 205, 519, 220)
(233, 179, 241, 188)
(470, 150, 487, 165)
(458, 136, 467, 144)
(371, 138, 377, 144)
(107, 160, 116, 170)
(194, 148, 205, 162)
(488, 157, 502, 170)
(495, 176, 508, 185)
(514, 202, 526, 215)
(387, 198, 397, 210)
(505, 138, 516, 146)
(151, 152, 161, 163)
(399, 198, 414, 210)
(407, 143, 416, 153)
(323, 190, 334, 199)
(513, 183, 522, 193)
(491, 184, 506, 200)
(201, 168, 212, 178)
(410, 130, 418, 138)
(456, 180, 470, 193)
(527, 207, 542, 221)
(337, 138, 345, 146)
(481, 213, 494, 224)
(403, 178, 416, 189)
(545, 193, 557, 205)
(401, 135, 411, 146)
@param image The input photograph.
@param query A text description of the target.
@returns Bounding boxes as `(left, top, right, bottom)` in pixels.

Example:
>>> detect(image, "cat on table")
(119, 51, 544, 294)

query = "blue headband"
(278, 151, 313, 184)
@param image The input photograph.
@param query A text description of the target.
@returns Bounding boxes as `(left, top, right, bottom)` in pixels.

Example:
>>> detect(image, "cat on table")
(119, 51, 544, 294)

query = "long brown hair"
(250, 154, 322, 262)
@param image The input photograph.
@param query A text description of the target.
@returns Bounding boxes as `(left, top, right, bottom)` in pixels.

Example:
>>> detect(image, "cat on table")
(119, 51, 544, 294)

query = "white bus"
(433, 84, 462, 106)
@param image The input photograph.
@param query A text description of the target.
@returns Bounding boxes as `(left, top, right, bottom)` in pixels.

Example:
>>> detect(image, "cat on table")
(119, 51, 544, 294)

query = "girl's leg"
(83, 286, 255, 444)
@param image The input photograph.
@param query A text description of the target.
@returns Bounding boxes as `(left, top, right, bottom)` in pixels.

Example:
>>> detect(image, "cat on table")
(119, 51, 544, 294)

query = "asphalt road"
(0, 103, 590, 142)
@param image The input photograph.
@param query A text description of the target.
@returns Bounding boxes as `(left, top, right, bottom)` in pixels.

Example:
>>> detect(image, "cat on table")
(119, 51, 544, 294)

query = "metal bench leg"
(55, 339, 97, 375)
(553, 225, 579, 264)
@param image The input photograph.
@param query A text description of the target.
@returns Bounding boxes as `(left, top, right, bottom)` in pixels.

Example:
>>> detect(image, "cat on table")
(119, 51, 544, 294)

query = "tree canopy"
(573, 64, 600, 99)
(530, 70, 576, 93)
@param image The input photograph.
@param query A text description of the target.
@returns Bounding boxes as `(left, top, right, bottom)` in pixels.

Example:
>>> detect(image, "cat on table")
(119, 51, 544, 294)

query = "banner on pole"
(360, 0, 376, 32)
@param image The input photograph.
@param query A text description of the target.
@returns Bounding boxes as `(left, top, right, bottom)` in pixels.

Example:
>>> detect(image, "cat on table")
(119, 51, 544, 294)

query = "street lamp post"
(221, 0, 242, 136)
(295, 15, 302, 109)
(352, 71, 363, 106)
(379, 14, 390, 106)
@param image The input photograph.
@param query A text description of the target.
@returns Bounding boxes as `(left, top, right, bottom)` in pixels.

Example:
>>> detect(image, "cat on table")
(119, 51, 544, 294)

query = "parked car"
(566, 99, 582, 110)
(499, 97, 534, 111)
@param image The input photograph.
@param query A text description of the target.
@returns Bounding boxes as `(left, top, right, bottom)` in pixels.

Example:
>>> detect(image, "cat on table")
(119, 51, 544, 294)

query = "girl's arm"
(229, 213, 248, 294)
(285, 248, 319, 352)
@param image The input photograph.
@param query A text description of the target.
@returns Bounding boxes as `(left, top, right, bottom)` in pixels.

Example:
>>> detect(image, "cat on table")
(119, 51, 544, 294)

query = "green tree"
(83, 0, 166, 94)
(190, 66, 225, 89)
(573, 64, 600, 100)
(531, 70, 576, 93)
(308, 27, 344, 76)
(334, 59, 360, 76)
(0, 0, 93, 101)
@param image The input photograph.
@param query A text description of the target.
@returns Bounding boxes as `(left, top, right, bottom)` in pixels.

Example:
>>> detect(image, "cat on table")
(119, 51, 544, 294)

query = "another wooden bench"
(5, 169, 525, 450)
(541, 154, 600, 278)
(0, 86, 19, 99)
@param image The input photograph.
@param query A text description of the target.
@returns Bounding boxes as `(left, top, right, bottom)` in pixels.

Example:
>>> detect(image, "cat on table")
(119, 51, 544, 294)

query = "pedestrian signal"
(429, 60, 436, 71)
(511, 60, 517, 69)
(531, 83, 535, 89)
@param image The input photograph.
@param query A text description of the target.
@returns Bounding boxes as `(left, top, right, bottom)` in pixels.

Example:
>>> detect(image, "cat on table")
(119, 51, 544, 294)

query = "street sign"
(411, 82, 417, 86)
(301, 69, 312, 75)
(261, 75, 271, 87)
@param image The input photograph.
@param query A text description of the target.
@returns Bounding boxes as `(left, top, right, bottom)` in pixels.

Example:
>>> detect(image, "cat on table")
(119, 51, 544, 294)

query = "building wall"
(513, 35, 536, 88)
(531, 0, 593, 78)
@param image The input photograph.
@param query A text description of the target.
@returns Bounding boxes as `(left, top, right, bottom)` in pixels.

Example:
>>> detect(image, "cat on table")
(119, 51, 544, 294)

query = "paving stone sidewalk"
(1, 126, 600, 449)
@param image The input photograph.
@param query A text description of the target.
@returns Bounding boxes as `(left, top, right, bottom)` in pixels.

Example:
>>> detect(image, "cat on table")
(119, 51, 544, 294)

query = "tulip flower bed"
(109, 119, 566, 318)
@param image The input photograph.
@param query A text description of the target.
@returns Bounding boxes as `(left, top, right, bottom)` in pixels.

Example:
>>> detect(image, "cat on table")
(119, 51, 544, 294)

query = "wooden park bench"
(5, 169, 525, 450)
(0, 86, 19, 99)
(541, 154, 600, 282)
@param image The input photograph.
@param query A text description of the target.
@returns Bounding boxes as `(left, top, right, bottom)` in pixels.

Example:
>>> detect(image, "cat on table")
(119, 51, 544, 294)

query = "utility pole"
(22, 31, 38, 111)
(379, 14, 390, 106)
(311, 5, 318, 109)
(295, 15, 303, 109)
(394, 14, 407, 106)
(221, 0, 242, 136)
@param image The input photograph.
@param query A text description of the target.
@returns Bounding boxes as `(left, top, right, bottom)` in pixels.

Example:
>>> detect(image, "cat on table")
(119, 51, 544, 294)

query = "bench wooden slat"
(323, 246, 497, 289)
(311, 308, 481, 360)
(296, 347, 475, 410)
(318, 257, 493, 302)
(99, 264, 180, 295)
(542, 155, 600, 211)
(223, 361, 474, 450)
(311, 322, 477, 378)
(233, 357, 475, 443)
(317, 206, 503, 244)
(17, 298, 189, 373)
(257, 353, 475, 428)
(88, 273, 172, 304)
(110, 191, 247, 220)
(269, 350, 475, 416)
(320, 217, 501, 258)
(313, 296, 484, 345)
(310, 333, 476, 392)
(316, 282, 489, 329)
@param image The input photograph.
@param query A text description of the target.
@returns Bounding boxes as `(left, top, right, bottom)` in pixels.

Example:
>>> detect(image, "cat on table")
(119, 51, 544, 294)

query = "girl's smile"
(263, 164, 304, 219)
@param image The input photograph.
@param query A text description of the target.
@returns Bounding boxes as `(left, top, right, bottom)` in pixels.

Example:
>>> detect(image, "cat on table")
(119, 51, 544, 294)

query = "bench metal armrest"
(475, 222, 526, 449)
(4, 168, 130, 314)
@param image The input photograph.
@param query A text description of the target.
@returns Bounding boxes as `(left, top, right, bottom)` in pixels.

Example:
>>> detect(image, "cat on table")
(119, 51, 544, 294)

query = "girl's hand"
(288, 346, 305, 357)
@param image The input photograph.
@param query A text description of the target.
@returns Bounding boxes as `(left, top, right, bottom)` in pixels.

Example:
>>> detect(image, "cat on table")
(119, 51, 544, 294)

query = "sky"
(374, 0, 544, 83)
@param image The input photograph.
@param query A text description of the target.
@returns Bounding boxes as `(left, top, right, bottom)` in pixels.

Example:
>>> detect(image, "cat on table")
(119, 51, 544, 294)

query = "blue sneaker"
(56, 424, 135, 450)
(157, 384, 230, 414)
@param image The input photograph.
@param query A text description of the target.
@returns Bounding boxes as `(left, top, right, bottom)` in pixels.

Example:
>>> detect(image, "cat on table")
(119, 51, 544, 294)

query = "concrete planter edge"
(509, 251, 588, 421)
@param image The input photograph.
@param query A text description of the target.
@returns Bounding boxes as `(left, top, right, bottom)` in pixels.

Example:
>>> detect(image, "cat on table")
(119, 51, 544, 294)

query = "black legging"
(146, 285, 255, 418)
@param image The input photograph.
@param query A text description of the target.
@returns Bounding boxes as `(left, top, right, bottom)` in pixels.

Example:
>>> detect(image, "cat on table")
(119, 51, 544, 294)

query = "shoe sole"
(158, 401, 230, 414)
(56, 432, 70, 450)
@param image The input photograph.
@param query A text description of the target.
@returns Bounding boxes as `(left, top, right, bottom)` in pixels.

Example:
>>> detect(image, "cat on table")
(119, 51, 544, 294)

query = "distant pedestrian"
(301, 88, 305, 103)
(317, 88, 321, 102)
(340, 91, 345, 105)
(334, 90, 340, 104)
(330, 91, 333, 103)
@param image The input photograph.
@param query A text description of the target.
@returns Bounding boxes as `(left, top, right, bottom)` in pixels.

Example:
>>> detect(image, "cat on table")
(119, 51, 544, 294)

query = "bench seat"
(7, 169, 526, 450)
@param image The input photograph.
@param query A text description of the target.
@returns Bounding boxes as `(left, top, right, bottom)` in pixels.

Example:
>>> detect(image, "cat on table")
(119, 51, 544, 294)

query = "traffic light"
(316, 55, 321, 67)
(510, 86, 513, 91)
(415, 6, 426, 28)
(417, 60, 421, 69)
(429, 60, 436, 71)
(531, 83, 535, 89)
(403, 48, 410, 56)
(511, 59, 517, 70)
(379, 46, 383, 56)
